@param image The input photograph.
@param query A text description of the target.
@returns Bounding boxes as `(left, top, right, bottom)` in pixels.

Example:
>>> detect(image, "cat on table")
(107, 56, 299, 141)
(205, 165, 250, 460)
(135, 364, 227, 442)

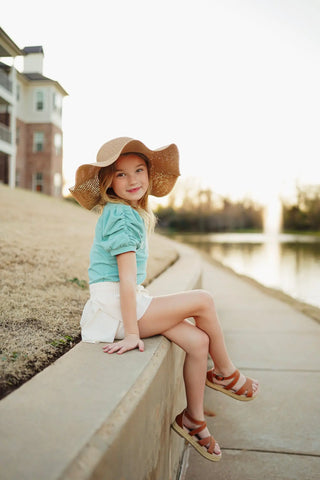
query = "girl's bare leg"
(139, 290, 259, 394)
(161, 319, 208, 419)
(139, 290, 234, 372)
(158, 319, 221, 455)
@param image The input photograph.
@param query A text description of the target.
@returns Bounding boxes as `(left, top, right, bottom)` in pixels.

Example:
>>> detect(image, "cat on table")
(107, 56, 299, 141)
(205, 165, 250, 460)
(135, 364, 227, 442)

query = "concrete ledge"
(0, 241, 202, 480)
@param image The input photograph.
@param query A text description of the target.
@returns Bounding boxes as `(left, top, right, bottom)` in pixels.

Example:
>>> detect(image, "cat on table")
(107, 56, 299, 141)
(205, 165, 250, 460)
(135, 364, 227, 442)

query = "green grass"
(67, 277, 88, 289)
(50, 335, 75, 348)
(1, 352, 28, 362)
(282, 230, 320, 236)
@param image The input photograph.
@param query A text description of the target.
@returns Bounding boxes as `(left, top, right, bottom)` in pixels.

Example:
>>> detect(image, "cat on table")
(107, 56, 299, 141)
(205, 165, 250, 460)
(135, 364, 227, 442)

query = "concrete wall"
(0, 241, 202, 480)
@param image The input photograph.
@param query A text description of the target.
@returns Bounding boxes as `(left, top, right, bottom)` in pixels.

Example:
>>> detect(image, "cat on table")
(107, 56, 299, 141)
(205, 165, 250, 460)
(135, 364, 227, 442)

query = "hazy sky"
(3, 0, 320, 205)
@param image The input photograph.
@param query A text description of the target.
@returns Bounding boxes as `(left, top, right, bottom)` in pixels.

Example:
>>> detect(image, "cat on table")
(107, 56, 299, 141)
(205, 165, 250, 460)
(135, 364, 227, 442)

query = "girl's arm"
(103, 251, 144, 355)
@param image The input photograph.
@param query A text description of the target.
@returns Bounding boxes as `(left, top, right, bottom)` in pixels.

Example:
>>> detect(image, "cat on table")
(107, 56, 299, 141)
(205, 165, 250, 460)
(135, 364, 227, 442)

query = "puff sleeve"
(100, 204, 145, 256)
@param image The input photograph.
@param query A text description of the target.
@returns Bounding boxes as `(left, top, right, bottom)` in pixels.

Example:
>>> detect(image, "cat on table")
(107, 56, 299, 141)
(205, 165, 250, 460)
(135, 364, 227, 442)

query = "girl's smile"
(127, 186, 141, 193)
(111, 154, 149, 206)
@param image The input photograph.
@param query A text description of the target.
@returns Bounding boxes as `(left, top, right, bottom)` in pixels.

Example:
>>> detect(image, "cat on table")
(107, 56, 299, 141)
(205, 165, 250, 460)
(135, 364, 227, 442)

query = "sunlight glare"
(263, 196, 282, 235)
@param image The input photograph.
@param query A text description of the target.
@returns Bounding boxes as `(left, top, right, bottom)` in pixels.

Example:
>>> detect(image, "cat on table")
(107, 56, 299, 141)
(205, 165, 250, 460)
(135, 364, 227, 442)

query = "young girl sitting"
(70, 137, 259, 462)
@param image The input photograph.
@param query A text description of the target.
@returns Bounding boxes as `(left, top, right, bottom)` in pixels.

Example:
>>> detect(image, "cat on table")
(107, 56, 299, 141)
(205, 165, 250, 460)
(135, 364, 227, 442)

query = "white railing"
(0, 124, 11, 143)
(0, 69, 12, 92)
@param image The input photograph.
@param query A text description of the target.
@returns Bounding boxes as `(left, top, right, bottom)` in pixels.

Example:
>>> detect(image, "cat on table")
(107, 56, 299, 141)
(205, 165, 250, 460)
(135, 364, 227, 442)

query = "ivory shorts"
(80, 281, 153, 343)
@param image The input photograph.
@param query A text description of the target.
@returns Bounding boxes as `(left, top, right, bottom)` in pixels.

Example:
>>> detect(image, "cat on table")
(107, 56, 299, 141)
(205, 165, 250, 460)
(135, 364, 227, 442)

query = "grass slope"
(0, 186, 177, 399)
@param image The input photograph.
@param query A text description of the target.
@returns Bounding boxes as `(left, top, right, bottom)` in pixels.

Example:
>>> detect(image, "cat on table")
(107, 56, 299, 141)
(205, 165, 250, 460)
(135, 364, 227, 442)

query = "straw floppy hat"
(69, 137, 180, 210)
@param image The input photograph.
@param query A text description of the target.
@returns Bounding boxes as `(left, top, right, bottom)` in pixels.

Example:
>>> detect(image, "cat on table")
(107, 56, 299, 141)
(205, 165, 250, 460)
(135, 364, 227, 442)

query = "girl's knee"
(194, 289, 215, 312)
(199, 330, 210, 351)
(188, 328, 209, 354)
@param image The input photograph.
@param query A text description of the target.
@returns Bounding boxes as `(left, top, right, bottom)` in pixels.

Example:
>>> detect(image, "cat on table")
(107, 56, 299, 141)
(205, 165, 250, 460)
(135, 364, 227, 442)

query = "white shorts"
(80, 281, 153, 343)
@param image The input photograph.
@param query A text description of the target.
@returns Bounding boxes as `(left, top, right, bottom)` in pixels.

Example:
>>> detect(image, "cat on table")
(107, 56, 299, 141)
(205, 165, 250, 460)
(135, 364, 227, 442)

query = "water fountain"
(263, 196, 283, 236)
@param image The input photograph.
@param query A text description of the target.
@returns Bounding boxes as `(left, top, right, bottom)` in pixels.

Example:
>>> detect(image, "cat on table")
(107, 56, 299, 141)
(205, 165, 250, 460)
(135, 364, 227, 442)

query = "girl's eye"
(116, 172, 125, 177)
(136, 168, 144, 173)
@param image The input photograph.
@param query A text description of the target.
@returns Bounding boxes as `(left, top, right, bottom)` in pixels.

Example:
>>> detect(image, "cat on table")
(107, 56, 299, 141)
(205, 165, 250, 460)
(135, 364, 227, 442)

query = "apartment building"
(0, 28, 67, 196)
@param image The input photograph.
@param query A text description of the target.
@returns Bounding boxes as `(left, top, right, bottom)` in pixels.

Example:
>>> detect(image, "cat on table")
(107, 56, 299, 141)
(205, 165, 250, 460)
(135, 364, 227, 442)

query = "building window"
(54, 133, 62, 155)
(53, 92, 62, 114)
(35, 90, 44, 111)
(53, 172, 62, 196)
(16, 84, 20, 101)
(33, 132, 44, 152)
(16, 126, 20, 145)
(33, 172, 43, 192)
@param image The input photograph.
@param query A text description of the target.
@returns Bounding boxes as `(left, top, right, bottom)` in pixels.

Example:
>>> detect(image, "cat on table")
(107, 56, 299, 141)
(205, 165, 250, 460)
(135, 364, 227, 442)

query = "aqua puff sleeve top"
(88, 203, 148, 285)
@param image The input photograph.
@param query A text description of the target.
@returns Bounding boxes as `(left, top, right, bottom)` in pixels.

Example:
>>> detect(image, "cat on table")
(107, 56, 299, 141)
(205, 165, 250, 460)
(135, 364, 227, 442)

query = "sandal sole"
(206, 379, 257, 401)
(171, 420, 222, 462)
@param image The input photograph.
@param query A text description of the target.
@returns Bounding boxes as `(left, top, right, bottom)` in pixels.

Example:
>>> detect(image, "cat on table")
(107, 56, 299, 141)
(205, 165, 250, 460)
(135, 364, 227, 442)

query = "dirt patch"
(0, 186, 178, 399)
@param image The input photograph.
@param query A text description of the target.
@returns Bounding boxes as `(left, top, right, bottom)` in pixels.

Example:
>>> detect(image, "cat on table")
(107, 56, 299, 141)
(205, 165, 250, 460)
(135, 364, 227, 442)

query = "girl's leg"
(139, 290, 233, 372)
(161, 319, 221, 456)
(139, 290, 258, 395)
(162, 319, 208, 419)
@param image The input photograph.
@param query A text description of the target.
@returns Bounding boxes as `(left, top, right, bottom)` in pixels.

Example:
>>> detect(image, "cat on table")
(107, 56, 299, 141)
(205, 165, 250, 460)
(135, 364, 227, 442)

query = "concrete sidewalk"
(184, 260, 320, 480)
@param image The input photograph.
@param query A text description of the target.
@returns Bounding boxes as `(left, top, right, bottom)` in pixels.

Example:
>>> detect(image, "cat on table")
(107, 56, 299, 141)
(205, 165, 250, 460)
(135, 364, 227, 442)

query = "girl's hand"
(103, 334, 144, 355)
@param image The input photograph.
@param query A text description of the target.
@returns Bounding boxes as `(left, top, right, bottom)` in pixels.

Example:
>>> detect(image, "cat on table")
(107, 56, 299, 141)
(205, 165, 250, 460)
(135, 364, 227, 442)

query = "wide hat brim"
(69, 137, 180, 210)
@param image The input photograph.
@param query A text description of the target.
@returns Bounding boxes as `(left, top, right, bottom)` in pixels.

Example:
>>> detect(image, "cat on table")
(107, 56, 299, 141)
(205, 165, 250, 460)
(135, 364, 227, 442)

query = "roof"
(22, 46, 44, 55)
(22, 72, 51, 81)
(19, 72, 68, 96)
(0, 27, 24, 57)
(0, 61, 11, 72)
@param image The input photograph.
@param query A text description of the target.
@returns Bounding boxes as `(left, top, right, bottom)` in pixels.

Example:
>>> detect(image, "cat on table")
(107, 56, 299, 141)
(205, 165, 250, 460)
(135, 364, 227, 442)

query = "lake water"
(170, 233, 320, 309)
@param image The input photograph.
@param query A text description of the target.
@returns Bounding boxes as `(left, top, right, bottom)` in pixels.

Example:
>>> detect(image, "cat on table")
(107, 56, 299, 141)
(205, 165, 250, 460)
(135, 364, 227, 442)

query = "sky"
(2, 0, 320, 208)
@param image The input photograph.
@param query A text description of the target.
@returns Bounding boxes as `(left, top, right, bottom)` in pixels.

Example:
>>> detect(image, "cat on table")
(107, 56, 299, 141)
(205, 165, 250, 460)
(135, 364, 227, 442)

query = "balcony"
(0, 68, 12, 92)
(0, 123, 11, 143)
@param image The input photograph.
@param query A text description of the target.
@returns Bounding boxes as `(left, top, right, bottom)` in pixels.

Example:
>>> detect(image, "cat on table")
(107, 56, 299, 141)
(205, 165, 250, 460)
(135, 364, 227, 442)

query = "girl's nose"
(128, 173, 138, 184)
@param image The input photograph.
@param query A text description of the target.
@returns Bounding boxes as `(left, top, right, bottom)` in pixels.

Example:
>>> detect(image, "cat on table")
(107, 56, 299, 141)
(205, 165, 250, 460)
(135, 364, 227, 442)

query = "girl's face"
(111, 154, 149, 206)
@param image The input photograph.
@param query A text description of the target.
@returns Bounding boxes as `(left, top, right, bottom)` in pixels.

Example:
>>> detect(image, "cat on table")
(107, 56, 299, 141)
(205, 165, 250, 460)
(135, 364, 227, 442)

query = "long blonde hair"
(98, 153, 156, 233)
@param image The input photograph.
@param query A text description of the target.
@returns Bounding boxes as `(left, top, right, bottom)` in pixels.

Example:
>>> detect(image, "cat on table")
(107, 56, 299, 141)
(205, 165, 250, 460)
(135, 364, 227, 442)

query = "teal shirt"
(88, 203, 148, 285)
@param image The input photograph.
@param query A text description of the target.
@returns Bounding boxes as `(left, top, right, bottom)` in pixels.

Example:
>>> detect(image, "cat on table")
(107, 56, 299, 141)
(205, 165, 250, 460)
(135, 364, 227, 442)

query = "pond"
(169, 232, 320, 309)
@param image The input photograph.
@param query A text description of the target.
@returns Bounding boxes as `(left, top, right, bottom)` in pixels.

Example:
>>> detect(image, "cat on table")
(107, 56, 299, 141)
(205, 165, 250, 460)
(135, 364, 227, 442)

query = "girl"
(70, 137, 259, 462)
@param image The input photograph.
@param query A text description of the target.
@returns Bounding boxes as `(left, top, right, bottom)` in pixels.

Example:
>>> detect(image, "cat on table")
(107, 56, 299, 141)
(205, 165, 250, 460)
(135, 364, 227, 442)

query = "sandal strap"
(209, 369, 240, 391)
(198, 435, 216, 454)
(176, 410, 207, 436)
(184, 409, 206, 426)
(234, 376, 253, 397)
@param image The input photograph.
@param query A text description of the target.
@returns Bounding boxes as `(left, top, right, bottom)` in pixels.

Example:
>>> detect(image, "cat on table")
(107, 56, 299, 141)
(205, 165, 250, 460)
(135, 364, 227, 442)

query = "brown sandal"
(171, 409, 221, 462)
(206, 368, 257, 401)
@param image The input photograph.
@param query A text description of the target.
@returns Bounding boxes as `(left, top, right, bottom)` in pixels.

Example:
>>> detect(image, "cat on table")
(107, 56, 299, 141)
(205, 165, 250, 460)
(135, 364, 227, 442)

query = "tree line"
(282, 185, 320, 232)
(154, 184, 320, 233)
(154, 187, 263, 232)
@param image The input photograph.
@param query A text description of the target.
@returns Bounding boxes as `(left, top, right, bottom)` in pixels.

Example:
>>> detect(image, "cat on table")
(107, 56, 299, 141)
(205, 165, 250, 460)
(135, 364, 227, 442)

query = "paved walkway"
(184, 260, 320, 480)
